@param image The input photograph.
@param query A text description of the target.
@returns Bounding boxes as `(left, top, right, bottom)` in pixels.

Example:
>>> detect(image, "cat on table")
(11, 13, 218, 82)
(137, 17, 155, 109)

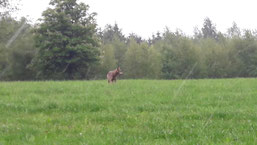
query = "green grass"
(0, 79, 257, 145)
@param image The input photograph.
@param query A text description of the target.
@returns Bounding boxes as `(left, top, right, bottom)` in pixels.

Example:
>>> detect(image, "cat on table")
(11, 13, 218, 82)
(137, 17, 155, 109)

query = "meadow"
(0, 79, 256, 145)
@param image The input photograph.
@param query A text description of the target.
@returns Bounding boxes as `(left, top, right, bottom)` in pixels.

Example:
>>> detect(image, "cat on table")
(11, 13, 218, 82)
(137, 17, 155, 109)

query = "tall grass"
(0, 79, 256, 144)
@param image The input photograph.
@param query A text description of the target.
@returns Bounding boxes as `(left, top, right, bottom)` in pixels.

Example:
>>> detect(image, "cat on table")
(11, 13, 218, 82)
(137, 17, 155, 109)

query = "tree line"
(1, 0, 257, 80)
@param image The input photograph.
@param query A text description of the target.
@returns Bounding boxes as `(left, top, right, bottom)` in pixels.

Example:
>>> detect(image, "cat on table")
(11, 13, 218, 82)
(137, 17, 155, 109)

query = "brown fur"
(107, 67, 123, 83)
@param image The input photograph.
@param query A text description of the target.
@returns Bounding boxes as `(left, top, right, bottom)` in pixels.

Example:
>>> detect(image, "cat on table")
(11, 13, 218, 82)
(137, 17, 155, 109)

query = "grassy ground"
(0, 79, 256, 145)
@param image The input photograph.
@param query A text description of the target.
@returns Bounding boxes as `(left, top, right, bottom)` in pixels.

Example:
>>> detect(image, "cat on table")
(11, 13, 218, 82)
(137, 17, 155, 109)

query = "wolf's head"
(116, 67, 123, 75)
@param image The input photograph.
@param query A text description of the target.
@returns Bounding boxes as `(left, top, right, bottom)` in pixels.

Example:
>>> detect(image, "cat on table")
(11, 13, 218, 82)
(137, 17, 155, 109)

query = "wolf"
(107, 67, 123, 83)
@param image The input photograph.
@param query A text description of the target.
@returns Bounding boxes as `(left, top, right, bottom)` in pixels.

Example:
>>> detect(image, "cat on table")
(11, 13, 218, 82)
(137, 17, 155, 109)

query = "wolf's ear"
(117, 67, 120, 70)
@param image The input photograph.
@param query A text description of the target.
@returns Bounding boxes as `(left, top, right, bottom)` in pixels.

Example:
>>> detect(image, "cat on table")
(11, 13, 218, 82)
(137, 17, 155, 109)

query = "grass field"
(0, 79, 256, 145)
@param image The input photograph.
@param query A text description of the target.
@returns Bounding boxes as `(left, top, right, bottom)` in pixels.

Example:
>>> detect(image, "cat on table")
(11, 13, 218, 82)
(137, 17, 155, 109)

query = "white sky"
(15, 0, 257, 39)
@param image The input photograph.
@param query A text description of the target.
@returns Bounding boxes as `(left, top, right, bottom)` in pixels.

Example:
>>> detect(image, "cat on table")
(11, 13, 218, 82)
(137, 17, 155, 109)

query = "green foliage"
(111, 36, 127, 66)
(201, 17, 218, 40)
(147, 46, 162, 78)
(2, 12, 257, 80)
(123, 39, 162, 79)
(227, 22, 241, 38)
(235, 30, 257, 77)
(6, 27, 36, 80)
(31, 0, 100, 80)
(161, 31, 199, 79)
(96, 33, 126, 79)
(100, 23, 126, 44)
(0, 0, 19, 16)
(98, 19, 257, 79)
(198, 38, 231, 78)
(124, 39, 149, 78)
(100, 24, 127, 66)
(0, 17, 36, 80)
(0, 79, 257, 144)
(98, 44, 117, 77)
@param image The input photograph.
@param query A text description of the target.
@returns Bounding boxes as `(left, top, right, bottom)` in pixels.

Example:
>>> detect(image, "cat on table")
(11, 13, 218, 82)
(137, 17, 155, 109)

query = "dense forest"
(1, 0, 257, 80)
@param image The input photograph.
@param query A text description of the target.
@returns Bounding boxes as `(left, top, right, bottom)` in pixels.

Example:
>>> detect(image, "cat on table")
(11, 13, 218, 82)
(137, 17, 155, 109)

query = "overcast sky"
(15, 0, 257, 39)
